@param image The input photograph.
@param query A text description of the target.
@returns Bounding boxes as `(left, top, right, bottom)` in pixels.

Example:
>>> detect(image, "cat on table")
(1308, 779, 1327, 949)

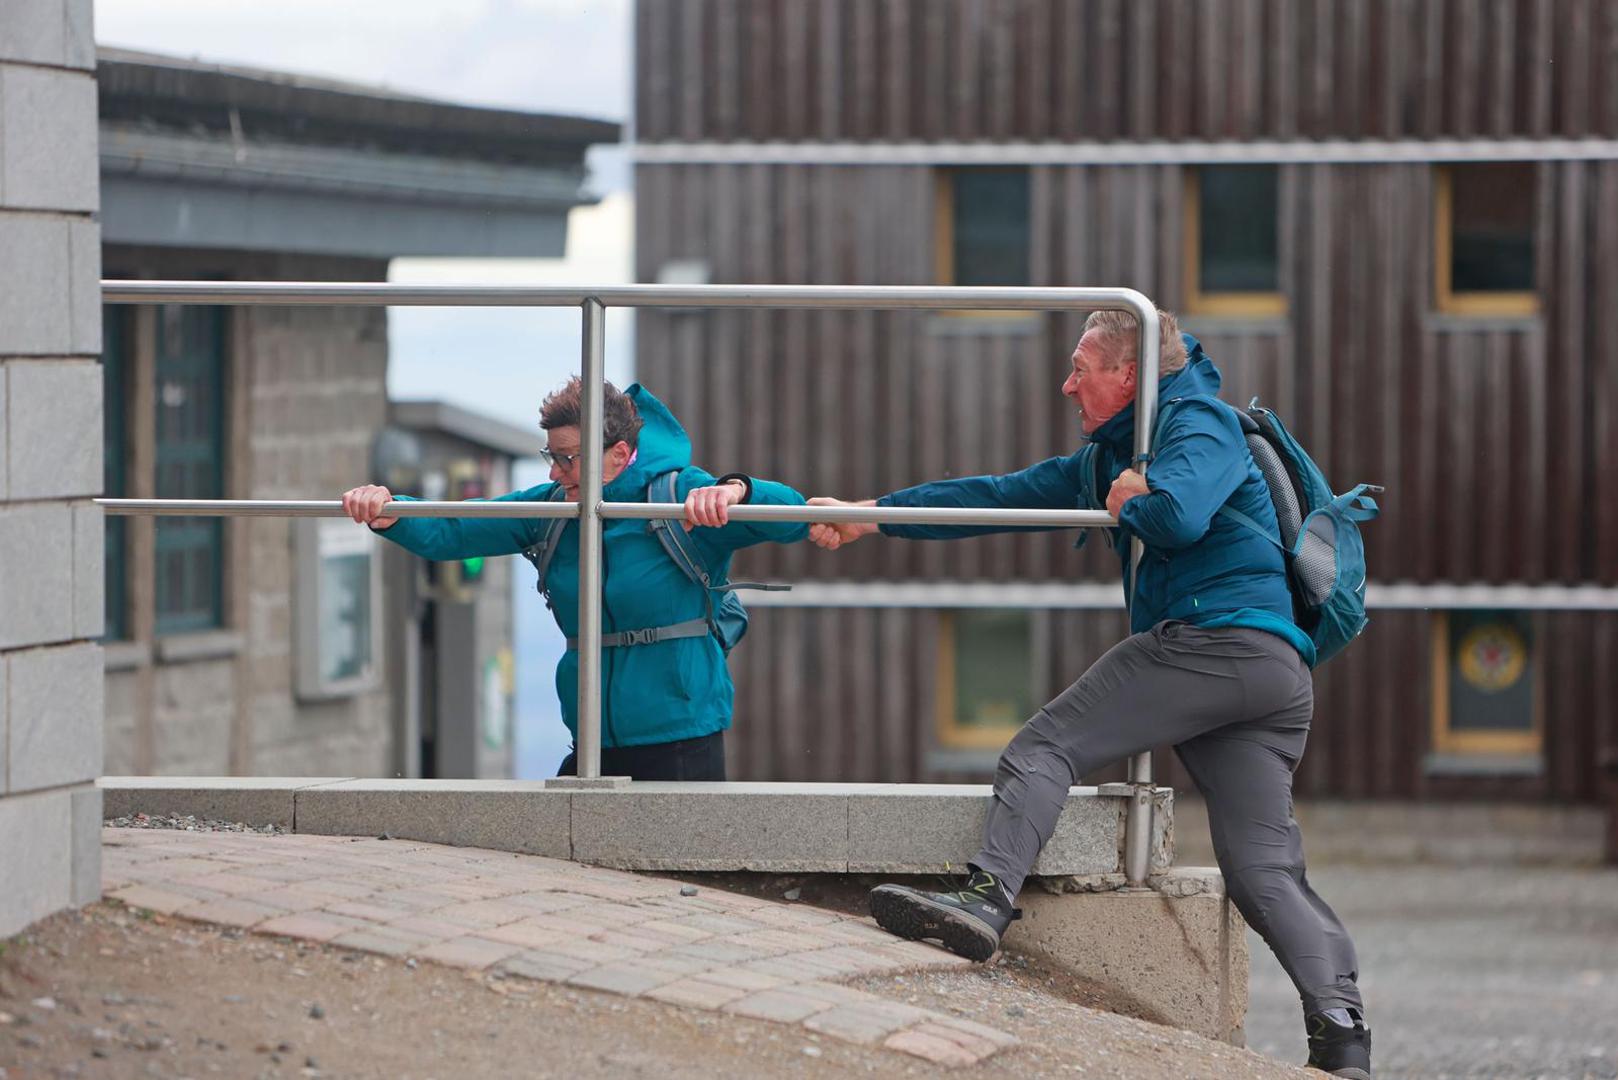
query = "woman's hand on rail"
(806, 497, 879, 550)
(683, 480, 747, 530)
(343, 484, 398, 530)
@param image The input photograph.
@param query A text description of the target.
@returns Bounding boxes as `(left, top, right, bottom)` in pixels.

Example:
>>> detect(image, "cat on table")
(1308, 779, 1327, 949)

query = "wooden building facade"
(632, 0, 1618, 808)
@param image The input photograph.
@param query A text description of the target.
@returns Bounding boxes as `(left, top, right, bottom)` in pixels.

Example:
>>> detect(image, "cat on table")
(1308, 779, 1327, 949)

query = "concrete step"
(100, 777, 1174, 881)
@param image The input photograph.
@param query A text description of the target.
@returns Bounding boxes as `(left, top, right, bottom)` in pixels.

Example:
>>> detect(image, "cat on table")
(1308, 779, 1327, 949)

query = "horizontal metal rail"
(102, 280, 1155, 312)
(97, 498, 579, 519)
(101, 278, 1162, 888)
(98, 498, 1119, 529)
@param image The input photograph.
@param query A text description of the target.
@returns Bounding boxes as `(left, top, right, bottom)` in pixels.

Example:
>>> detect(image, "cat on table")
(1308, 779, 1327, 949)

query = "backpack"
(1153, 396, 1381, 666)
(519, 470, 784, 655)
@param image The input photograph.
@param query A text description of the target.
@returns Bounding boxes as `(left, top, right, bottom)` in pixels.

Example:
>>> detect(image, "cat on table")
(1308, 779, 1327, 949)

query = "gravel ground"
(104, 813, 286, 836)
(0, 894, 1311, 1080)
(1245, 864, 1618, 1080)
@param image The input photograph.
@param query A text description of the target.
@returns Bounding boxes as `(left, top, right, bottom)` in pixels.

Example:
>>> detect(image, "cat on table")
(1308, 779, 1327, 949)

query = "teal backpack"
(520, 471, 784, 655)
(1154, 396, 1381, 666)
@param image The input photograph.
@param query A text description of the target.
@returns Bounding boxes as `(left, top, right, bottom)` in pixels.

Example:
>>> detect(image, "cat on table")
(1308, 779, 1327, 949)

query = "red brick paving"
(103, 827, 1014, 1067)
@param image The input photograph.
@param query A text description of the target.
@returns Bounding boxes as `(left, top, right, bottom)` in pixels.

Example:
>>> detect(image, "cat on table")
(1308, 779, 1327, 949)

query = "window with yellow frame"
(1429, 610, 1543, 762)
(935, 608, 1035, 750)
(934, 167, 1031, 289)
(1434, 163, 1539, 316)
(1184, 165, 1286, 317)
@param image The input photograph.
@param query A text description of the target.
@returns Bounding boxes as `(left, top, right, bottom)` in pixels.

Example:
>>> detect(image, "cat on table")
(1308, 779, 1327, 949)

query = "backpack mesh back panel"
(1244, 433, 1303, 549)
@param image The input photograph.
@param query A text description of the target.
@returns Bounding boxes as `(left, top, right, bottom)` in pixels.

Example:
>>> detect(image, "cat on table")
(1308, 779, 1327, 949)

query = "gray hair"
(1080, 308, 1188, 375)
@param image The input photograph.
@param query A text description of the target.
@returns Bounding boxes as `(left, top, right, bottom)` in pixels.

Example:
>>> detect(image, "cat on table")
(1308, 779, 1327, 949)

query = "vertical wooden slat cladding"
(725, 600, 1616, 801)
(1596, 162, 1618, 583)
(637, 0, 1618, 142)
(640, 158, 1609, 595)
(635, 3, 1618, 802)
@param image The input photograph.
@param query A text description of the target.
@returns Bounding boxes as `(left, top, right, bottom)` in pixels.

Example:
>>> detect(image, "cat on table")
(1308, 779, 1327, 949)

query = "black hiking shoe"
(868, 870, 1021, 962)
(1306, 1008, 1372, 1078)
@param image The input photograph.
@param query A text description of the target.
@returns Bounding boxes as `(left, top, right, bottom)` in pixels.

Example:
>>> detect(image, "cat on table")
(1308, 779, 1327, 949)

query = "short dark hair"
(539, 377, 643, 449)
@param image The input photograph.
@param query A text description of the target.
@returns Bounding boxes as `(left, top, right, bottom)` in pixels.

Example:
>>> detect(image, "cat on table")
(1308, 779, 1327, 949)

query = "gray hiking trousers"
(973, 620, 1364, 1017)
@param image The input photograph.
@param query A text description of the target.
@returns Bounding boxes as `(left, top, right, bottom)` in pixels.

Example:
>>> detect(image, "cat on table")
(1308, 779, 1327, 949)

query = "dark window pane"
(1451, 164, 1535, 293)
(154, 305, 226, 635)
(1199, 165, 1280, 292)
(952, 169, 1030, 287)
(1446, 610, 1534, 733)
(103, 306, 128, 640)
(952, 609, 1033, 731)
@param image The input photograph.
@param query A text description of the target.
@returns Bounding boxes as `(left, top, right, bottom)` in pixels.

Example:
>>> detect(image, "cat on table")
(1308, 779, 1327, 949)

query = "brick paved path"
(101, 828, 1016, 1067)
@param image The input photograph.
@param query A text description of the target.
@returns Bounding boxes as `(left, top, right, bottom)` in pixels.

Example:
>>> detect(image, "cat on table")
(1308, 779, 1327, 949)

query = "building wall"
(632, 0, 1618, 800)
(637, 0, 1618, 143)
(102, 247, 395, 779)
(636, 157, 1618, 799)
(637, 160, 1618, 587)
(0, 0, 104, 936)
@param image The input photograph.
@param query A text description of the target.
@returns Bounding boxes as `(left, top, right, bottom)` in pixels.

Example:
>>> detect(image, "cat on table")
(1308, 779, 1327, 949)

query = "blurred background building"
(97, 48, 616, 779)
(633, 0, 1618, 857)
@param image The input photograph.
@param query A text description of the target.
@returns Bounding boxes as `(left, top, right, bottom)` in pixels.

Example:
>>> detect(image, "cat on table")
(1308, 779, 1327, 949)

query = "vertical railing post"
(1123, 299, 1162, 887)
(574, 298, 608, 778)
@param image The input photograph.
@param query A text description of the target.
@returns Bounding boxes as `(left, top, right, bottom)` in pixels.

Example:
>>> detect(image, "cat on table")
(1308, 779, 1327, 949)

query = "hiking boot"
(868, 870, 1020, 962)
(1306, 1008, 1372, 1078)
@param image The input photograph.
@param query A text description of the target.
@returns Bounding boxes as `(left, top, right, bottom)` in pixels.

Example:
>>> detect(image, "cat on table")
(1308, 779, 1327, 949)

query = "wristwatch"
(714, 472, 754, 503)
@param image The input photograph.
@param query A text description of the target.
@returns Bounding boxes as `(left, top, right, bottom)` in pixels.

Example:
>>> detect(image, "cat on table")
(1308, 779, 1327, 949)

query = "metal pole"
(575, 299, 608, 779)
(1123, 300, 1163, 887)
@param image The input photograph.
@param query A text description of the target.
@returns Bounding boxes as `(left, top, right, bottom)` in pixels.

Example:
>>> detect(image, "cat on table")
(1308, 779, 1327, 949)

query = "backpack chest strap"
(566, 616, 711, 651)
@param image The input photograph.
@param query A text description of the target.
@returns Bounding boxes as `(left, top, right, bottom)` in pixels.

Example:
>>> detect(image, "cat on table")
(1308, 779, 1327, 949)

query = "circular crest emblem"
(1458, 622, 1527, 692)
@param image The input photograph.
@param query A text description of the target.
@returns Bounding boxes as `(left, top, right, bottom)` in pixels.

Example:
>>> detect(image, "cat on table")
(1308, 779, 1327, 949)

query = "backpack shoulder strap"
(1215, 503, 1285, 551)
(520, 484, 571, 605)
(646, 470, 714, 590)
(644, 469, 728, 641)
(1153, 396, 1286, 549)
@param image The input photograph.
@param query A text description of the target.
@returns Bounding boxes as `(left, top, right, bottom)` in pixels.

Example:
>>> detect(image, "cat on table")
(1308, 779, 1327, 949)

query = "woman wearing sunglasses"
(342, 377, 807, 780)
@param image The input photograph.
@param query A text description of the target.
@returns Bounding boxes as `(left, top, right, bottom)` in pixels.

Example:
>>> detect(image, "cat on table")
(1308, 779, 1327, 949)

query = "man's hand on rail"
(683, 480, 747, 530)
(343, 484, 398, 530)
(806, 497, 879, 550)
(1105, 468, 1149, 519)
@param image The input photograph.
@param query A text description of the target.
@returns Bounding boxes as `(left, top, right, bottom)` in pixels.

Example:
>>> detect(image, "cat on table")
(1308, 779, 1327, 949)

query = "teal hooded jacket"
(875, 336, 1313, 663)
(376, 385, 809, 748)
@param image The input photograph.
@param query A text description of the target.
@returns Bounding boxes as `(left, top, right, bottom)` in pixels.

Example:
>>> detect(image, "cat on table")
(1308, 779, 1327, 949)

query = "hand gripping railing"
(98, 281, 1163, 886)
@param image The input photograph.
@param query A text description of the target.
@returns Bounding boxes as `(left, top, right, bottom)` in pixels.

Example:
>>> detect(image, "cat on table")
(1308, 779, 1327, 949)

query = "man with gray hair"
(809, 309, 1372, 1078)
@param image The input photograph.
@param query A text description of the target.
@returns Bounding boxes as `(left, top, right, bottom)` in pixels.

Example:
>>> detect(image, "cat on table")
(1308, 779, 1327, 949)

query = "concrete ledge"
(295, 779, 570, 859)
(1010, 866, 1248, 1045)
(98, 778, 1176, 878)
(848, 785, 1128, 876)
(98, 776, 350, 829)
(566, 782, 1170, 875)
(572, 783, 844, 871)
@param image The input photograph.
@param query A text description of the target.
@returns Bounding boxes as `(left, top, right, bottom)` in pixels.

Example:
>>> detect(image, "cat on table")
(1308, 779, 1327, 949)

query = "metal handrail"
(100, 279, 1163, 885)
(100, 499, 1119, 528)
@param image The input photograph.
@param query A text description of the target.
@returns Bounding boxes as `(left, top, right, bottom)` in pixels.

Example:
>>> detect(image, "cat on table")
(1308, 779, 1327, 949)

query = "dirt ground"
(0, 897, 1314, 1080)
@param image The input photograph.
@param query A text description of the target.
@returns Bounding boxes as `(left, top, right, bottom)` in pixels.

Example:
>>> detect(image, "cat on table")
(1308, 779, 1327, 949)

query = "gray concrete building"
(0, 0, 104, 938)
(96, 49, 615, 781)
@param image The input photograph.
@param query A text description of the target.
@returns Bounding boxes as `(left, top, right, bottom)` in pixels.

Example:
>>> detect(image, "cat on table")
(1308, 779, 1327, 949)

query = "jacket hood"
(1088, 333, 1223, 449)
(605, 384, 691, 498)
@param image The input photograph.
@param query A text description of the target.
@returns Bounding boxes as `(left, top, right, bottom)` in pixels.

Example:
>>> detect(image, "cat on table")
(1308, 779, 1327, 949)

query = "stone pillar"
(0, 0, 104, 938)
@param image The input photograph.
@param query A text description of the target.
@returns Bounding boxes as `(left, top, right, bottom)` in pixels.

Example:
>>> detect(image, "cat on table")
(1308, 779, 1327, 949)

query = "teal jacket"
(377, 385, 809, 748)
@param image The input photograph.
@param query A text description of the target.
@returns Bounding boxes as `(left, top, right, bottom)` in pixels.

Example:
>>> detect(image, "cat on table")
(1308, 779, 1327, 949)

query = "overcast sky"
(94, 1, 629, 128)
(94, 0, 637, 775)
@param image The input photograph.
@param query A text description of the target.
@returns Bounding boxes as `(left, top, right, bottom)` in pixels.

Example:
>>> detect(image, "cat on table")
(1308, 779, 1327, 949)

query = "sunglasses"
(537, 445, 613, 469)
